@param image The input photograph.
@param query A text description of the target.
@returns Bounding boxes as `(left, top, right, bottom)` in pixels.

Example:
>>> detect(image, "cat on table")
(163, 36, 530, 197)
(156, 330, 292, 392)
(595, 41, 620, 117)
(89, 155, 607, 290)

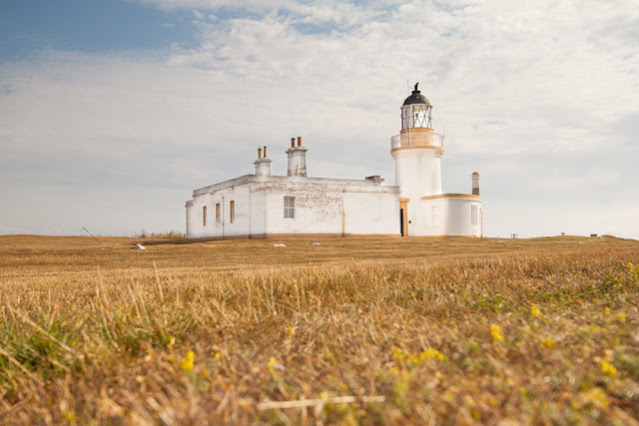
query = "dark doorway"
(400, 208, 405, 237)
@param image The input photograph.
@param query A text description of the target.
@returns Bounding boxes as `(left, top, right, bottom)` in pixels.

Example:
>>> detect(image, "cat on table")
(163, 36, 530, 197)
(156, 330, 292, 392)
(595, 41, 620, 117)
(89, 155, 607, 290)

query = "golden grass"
(1, 234, 638, 424)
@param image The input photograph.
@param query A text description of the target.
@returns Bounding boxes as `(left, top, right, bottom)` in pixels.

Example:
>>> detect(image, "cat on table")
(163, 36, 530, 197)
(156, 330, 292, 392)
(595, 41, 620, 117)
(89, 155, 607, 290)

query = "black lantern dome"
(402, 83, 432, 107)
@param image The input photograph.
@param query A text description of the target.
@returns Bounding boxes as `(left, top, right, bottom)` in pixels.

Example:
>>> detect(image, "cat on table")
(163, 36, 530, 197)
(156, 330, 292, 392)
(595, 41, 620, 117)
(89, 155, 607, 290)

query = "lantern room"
(401, 83, 433, 130)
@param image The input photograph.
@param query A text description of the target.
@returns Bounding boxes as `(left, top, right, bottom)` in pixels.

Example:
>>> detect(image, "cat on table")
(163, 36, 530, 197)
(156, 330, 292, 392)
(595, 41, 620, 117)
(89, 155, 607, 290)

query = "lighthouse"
(391, 83, 482, 237)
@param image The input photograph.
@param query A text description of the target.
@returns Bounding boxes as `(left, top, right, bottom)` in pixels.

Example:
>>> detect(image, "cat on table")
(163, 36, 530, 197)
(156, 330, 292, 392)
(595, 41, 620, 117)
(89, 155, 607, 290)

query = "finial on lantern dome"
(414, 82, 419, 92)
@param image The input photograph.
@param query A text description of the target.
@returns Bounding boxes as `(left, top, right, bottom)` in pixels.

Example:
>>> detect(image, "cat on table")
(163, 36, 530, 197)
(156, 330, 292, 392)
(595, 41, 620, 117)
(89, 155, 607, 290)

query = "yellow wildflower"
(573, 387, 609, 409)
(180, 350, 195, 373)
(614, 312, 627, 323)
(600, 361, 617, 378)
(587, 324, 601, 333)
(540, 337, 555, 350)
(392, 346, 405, 361)
(490, 324, 504, 342)
(268, 357, 276, 366)
(530, 304, 540, 317)
(64, 411, 77, 423)
(421, 348, 445, 361)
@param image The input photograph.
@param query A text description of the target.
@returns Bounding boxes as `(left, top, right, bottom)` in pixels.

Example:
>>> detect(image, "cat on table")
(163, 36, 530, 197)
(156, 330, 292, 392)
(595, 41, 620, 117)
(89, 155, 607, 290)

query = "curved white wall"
(392, 147, 443, 200)
(420, 197, 482, 237)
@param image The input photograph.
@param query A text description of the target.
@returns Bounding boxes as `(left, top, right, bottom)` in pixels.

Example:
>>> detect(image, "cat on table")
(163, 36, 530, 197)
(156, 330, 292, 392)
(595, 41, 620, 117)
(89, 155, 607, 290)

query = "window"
(413, 107, 427, 127)
(284, 196, 295, 219)
(412, 105, 431, 128)
(215, 203, 220, 222)
(203, 206, 207, 226)
(432, 205, 440, 226)
(229, 200, 235, 223)
(471, 205, 478, 226)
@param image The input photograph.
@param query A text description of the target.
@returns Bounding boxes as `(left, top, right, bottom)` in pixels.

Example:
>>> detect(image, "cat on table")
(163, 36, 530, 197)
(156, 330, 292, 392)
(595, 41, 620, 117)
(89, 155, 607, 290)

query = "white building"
(185, 84, 482, 239)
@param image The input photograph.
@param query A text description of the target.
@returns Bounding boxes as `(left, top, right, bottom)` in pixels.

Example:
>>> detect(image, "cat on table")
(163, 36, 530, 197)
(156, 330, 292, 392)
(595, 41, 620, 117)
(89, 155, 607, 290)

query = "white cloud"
(1, 0, 638, 238)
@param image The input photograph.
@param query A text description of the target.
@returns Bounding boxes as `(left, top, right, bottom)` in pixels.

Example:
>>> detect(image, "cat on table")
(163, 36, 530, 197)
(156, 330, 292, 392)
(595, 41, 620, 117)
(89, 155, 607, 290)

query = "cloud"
(1, 0, 638, 238)
(132, 0, 393, 27)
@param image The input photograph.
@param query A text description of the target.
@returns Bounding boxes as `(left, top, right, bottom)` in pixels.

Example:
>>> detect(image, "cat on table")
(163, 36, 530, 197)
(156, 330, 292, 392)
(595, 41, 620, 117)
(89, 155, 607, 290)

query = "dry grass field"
(1, 234, 639, 424)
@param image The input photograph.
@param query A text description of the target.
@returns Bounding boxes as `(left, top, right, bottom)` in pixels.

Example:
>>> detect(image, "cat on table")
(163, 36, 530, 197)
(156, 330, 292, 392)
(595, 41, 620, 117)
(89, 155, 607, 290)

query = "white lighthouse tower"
(391, 83, 483, 237)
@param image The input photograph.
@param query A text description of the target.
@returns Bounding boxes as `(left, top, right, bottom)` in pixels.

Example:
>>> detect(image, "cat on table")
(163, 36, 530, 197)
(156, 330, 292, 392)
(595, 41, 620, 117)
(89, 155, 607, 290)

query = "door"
(399, 198, 409, 237)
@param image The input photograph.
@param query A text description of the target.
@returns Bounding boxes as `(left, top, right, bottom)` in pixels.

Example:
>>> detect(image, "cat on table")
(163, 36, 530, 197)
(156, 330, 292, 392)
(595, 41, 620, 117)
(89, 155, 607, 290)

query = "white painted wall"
(419, 197, 483, 237)
(186, 175, 400, 239)
(344, 192, 399, 235)
(264, 187, 343, 234)
(249, 186, 267, 236)
(186, 181, 252, 239)
(392, 147, 443, 233)
(392, 147, 443, 200)
(262, 178, 399, 235)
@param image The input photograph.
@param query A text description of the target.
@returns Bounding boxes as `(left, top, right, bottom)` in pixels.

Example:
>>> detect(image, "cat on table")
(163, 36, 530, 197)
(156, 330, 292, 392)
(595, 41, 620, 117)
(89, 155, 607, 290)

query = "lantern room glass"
(401, 105, 432, 129)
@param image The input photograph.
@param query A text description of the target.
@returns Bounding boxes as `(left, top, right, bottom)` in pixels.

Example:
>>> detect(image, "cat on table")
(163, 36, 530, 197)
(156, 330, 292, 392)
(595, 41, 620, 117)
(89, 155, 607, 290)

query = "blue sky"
(1, 0, 638, 239)
(0, 1, 194, 59)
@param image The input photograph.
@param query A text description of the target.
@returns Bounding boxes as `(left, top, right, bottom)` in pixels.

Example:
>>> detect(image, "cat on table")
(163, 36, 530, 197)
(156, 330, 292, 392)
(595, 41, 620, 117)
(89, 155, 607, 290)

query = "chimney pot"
(297, 136, 302, 147)
(263, 146, 267, 157)
(291, 137, 295, 148)
(257, 147, 262, 159)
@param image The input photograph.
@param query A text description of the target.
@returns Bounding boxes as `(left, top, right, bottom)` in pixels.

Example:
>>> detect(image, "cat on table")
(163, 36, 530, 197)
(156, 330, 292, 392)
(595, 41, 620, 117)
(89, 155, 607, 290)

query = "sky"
(1, 0, 638, 239)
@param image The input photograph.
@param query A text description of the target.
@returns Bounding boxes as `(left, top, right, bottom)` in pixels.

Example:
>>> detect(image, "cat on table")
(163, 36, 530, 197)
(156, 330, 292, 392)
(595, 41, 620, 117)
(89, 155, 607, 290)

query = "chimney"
(472, 172, 480, 195)
(254, 146, 272, 177)
(287, 136, 308, 177)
